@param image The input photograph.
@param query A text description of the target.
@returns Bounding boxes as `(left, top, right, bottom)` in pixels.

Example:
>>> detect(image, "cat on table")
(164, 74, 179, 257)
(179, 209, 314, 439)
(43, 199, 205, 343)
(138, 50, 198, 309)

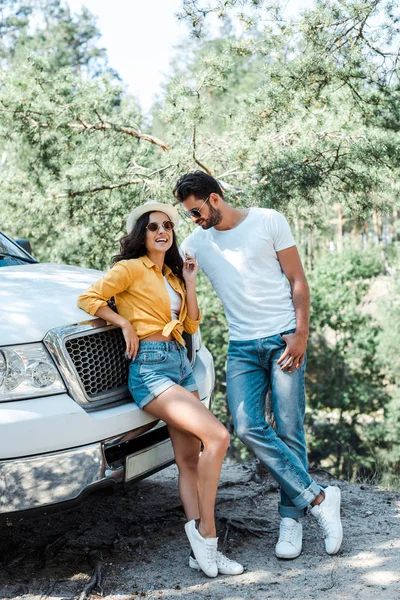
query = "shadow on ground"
(0, 462, 399, 600)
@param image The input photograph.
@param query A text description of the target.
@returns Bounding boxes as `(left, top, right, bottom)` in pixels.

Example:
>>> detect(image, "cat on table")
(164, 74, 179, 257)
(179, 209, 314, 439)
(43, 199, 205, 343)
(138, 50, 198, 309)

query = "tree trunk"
(335, 203, 343, 252)
(372, 208, 381, 244)
(392, 206, 399, 241)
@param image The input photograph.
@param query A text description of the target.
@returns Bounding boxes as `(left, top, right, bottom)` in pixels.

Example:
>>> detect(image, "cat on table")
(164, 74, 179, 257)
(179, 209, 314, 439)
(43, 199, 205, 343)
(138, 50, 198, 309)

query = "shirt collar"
(138, 255, 173, 277)
(139, 255, 157, 269)
(163, 264, 173, 277)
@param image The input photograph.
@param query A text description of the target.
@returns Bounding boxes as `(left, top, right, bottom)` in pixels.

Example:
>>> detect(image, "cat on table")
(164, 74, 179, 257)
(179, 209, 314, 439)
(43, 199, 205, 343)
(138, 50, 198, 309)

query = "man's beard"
(198, 205, 222, 229)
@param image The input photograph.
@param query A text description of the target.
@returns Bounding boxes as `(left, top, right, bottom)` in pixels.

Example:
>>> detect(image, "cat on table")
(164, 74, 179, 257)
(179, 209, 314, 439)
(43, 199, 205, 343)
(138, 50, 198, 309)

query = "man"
(174, 170, 343, 559)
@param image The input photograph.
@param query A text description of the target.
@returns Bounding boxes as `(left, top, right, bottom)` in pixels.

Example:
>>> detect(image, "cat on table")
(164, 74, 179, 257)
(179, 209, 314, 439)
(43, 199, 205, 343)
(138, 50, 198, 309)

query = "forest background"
(1, 0, 399, 487)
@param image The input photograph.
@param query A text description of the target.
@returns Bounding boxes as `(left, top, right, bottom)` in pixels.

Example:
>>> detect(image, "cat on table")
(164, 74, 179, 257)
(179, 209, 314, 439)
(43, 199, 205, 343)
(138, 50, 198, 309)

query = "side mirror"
(15, 238, 33, 255)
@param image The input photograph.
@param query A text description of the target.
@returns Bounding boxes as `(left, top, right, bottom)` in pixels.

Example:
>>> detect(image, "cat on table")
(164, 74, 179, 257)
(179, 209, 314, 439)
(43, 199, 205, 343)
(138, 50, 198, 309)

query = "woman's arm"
(77, 261, 139, 359)
(78, 262, 132, 316)
(182, 255, 200, 321)
(95, 306, 139, 360)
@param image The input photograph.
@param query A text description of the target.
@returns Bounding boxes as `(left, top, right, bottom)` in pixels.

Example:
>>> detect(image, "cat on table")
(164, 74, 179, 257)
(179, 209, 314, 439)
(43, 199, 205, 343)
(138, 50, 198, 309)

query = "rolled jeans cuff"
(292, 480, 321, 510)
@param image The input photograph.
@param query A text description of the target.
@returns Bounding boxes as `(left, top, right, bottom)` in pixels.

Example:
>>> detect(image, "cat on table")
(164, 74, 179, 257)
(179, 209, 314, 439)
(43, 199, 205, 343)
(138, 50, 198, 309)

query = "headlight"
(0, 343, 66, 402)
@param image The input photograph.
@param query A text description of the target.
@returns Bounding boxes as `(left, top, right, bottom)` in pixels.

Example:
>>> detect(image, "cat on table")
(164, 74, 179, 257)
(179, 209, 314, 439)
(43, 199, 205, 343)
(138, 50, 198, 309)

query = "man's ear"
(209, 193, 221, 207)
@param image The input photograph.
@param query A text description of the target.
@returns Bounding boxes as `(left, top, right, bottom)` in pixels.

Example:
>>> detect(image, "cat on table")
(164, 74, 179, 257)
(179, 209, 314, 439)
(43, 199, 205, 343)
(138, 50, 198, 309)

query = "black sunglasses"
(146, 220, 175, 232)
(183, 196, 210, 219)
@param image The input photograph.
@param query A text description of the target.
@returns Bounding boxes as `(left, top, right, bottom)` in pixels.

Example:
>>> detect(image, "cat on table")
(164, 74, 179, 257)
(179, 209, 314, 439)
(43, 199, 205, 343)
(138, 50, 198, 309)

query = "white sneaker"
(189, 550, 244, 575)
(184, 520, 218, 578)
(310, 486, 343, 555)
(275, 518, 303, 559)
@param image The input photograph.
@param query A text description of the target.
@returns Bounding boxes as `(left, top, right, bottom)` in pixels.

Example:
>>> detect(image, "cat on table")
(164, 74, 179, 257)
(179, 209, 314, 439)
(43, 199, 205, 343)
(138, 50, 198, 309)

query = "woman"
(77, 200, 243, 578)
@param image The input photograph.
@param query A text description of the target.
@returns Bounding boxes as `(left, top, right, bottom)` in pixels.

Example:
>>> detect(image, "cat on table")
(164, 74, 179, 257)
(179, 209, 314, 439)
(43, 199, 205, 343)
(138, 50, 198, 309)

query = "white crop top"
(164, 276, 182, 320)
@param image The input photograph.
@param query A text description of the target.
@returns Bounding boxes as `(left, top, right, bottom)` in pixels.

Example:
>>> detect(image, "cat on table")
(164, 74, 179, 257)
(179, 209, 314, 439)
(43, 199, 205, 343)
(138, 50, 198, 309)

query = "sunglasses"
(183, 196, 210, 219)
(146, 220, 175, 232)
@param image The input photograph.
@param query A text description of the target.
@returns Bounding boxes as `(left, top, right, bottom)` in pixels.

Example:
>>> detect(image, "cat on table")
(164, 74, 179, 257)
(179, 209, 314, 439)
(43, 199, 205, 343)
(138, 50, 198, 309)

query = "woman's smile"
(145, 211, 174, 253)
(155, 235, 169, 245)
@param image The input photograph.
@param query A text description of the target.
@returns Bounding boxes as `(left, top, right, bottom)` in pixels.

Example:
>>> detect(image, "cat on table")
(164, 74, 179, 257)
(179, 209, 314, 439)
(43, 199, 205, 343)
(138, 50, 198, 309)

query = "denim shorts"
(128, 340, 198, 409)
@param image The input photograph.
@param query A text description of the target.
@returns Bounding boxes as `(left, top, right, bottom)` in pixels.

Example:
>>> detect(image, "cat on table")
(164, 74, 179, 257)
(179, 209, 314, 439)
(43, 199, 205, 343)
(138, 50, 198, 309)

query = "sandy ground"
(1, 462, 399, 600)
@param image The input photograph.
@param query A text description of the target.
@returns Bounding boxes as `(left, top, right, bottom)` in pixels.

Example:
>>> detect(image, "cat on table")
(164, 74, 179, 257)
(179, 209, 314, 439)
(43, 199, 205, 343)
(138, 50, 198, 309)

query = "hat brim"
(126, 202, 180, 234)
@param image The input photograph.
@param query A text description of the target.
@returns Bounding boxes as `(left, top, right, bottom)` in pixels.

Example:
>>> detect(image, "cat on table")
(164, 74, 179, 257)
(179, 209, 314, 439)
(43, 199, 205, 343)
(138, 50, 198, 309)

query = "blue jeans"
(128, 341, 198, 409)
(226, 330, 321, 518)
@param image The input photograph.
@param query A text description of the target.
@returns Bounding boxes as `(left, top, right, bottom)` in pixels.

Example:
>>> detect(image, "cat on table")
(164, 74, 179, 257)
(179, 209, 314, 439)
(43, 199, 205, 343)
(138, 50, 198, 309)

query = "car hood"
(0, 263, 104, 345)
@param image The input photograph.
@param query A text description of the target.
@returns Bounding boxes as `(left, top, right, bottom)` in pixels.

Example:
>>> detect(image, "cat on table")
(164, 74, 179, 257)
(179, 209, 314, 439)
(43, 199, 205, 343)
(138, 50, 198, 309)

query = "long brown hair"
(113, 212, 184, 280)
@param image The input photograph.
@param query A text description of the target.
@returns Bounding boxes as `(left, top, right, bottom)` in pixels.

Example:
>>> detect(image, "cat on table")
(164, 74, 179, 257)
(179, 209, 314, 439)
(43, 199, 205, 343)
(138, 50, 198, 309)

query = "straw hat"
(126, 200, 180, 234)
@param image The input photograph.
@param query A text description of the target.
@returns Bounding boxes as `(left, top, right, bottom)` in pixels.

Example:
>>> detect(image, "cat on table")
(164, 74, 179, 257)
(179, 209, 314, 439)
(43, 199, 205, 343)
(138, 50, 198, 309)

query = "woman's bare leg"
(168, 391, 201, 521)
(168, 424, 201, 521)
(144, 385, 230, 538)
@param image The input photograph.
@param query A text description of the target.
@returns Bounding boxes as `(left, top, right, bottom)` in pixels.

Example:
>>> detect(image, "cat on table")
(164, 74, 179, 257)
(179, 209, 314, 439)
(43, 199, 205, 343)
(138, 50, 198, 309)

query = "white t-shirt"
(181, 207, 297, 341)
(164, 275, 181, 320)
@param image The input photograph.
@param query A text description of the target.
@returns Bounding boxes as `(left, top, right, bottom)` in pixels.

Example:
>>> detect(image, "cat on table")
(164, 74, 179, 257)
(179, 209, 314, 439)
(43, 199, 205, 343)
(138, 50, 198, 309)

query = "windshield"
(0, 232, 35, 266)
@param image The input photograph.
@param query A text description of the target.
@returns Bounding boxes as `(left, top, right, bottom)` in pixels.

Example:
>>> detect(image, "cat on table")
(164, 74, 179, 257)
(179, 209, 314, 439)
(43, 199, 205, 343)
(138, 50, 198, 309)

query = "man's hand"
(277, 331, 308, 372)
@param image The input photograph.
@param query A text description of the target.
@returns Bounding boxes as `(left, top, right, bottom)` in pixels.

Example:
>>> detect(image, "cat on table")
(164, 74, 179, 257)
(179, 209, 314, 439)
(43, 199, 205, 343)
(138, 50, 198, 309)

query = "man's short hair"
(174, 170, 224, 202)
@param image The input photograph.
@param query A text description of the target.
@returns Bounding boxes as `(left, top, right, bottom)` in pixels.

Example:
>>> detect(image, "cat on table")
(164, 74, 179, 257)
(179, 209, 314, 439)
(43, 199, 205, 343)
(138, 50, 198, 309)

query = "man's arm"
(276, 245, 310, 372)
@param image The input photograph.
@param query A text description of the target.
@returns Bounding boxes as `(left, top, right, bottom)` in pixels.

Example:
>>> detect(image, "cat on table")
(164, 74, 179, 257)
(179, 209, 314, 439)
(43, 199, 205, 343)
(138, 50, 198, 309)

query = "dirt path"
(1, 462, 399, 600)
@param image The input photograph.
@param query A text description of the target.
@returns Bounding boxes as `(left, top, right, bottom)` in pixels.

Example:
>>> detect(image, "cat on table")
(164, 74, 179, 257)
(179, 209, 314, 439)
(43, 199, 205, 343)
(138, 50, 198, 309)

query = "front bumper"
(0, 395, 211, 516)
(0, 345, 215, 459)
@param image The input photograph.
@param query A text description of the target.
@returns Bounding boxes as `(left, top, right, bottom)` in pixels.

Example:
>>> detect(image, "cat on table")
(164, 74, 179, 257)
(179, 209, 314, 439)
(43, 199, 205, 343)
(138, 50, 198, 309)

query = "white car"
(0, 231, 214, 517)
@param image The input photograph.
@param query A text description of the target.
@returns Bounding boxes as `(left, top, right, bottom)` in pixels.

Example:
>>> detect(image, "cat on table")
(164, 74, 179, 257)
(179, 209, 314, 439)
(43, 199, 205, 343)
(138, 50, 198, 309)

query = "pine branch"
(0, 107, 171, 151)
(70, 118, 171, 151)
(51, 178, 146, 199)
(191, 125, 213, 175)
(190, 84, 213, 175)
(0, 107, 40, 126)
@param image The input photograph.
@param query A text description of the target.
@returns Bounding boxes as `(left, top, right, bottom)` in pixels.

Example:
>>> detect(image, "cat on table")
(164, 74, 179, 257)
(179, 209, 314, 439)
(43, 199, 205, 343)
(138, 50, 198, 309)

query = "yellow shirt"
(77, 255, 201, 345)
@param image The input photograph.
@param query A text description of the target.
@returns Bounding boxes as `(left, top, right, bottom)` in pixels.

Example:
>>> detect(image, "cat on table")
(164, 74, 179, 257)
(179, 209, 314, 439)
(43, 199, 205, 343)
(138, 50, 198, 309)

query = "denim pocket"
(137, 350, 168, 364)
(279, 328, 296, 341)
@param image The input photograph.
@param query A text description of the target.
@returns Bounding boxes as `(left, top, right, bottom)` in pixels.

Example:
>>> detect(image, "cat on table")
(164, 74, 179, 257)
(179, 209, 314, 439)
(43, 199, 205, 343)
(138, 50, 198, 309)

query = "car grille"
(65, 328, 129, 399)
(45, 323, 196, 408)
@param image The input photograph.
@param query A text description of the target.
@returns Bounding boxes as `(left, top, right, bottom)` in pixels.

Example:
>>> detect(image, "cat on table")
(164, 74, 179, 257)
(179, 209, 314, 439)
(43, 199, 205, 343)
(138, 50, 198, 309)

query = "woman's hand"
(94, 306, 139, 360)
(182, 254, 198, 285)
(121, 322, 139, 360)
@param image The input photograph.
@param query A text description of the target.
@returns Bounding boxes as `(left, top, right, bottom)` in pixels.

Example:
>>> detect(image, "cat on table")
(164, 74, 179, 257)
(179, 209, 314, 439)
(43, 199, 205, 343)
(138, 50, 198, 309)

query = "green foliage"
(373, 245, 400, 482)
(1, 55, 148, 268)
(306, 243, 390, 480)
(2, 0, 399, 260)
(163, 0, 399, 221)
(0, 0, 110, 75)
(1, 0, 400, 483)
(378, 247, 400, 377)
(0, 1, 159, 269)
